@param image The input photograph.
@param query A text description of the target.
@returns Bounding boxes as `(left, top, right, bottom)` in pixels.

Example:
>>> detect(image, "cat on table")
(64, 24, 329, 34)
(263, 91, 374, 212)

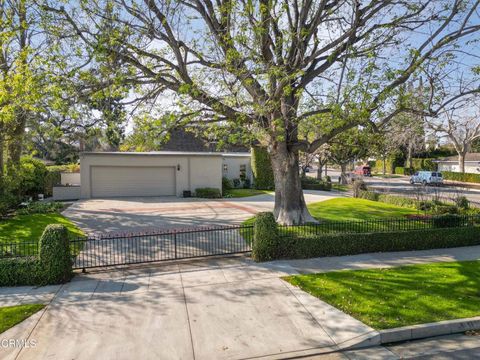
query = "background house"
(435, 153, 480, 174)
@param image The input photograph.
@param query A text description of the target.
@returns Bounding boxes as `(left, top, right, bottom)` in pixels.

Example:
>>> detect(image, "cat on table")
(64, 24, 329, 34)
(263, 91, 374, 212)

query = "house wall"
(80, 153, 222, 198)
(438, 162, 480, 174)
(61, 172, 81, 185)
(222, 155, 252, 182)
(53, 186, 81, 201)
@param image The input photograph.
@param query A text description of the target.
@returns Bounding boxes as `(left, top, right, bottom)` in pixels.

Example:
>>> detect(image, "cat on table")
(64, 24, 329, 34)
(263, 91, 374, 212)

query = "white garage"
(91, 166, 176, 198)
(80, 152, 223, 199)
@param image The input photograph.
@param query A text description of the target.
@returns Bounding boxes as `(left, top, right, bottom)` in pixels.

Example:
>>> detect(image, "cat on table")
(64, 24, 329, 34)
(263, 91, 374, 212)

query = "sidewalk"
(2, 245, 480, 360)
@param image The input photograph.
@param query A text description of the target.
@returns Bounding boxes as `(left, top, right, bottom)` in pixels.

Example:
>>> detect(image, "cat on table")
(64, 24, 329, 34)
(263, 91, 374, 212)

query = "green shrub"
(16, 201, 65, 215)
(377, 194, 418, 208)
(252, 212, 279, 261)
(442, 171, 480, 184)
(5, 157, 48, 199)
(418, 200, 435, 211)
(0, 257, 43, 286)
(222, 177, 233, 192)
(39, 224, 72, 285)
(394, 166, 405, 175)
(251, 147, 274, 190)
(0, 192, 20, 217)
(266, 226, 480, 260)
(358, 190, 379, 201)
(455, 196, 470, 210)
(433, 204, 459, 215)
(301, 177, 332, 191)
(195, 187, 222, 198)
(352, 180, 367, 198)
(243, 178, 251, 189)
(232, 178, 241, 188)
(433, 214, 463, 228)
(410, 158, 437, 171)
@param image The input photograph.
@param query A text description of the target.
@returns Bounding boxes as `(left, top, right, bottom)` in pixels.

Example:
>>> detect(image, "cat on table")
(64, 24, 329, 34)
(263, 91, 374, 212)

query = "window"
(223, 164, 228, 173)
(240, 164, 247, 180)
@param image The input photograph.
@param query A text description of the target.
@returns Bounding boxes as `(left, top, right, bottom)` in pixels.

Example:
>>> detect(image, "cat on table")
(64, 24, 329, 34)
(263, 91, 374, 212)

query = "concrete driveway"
(3, 257, 376, 360)
(63, 191, 340, 234)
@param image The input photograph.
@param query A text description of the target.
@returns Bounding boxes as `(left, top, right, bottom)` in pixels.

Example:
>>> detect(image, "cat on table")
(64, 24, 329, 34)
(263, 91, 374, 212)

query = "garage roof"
(80, 151, 224, 157)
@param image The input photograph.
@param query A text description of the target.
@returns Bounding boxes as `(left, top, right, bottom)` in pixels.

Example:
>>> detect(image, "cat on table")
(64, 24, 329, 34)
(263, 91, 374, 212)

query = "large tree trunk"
(317, 163, 323, 180)
(7, 113, 26, 168)
(407, 144, 413, 169)
(458, 152, 466, 173)
(270, 143, 317, 225)
(340, 163, 348, 184)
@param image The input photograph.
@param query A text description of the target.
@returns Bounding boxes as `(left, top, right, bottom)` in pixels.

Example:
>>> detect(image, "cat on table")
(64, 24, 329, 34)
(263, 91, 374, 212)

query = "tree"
(427, 95, 480, 173)
(46, 0, 480, 224)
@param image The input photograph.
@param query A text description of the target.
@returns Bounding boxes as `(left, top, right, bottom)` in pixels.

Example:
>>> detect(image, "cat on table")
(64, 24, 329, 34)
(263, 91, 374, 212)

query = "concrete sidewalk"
(2, 245, 480, 360)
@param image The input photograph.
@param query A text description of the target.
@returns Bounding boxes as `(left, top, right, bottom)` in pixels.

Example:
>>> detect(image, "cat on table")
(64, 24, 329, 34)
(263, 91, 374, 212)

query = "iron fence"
(1, 214, 479, 269)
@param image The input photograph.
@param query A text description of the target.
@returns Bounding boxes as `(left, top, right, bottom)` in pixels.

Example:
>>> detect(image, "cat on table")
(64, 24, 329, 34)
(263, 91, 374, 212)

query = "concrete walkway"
(2, 245, 480, 360)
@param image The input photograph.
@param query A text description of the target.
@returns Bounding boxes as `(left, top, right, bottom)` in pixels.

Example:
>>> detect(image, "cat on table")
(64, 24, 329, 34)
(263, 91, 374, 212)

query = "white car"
(410, 171, 443, 185)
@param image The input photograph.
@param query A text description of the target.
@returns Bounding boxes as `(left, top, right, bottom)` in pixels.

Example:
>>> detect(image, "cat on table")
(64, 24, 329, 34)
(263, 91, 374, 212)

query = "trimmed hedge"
(301, 177, 332, 191)
(257, 226, 480, 261)
(251, 147, 274, 190)
(442, 171, 480, 184)
(0, 224, 72, 286)
(195, 187, 222, 198)
(252, 212, 279, 261)
(410, 158, 437, 171)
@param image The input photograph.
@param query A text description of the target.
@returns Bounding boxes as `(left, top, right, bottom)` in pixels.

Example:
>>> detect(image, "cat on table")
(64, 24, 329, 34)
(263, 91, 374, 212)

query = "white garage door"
(91, 166, 176, 198)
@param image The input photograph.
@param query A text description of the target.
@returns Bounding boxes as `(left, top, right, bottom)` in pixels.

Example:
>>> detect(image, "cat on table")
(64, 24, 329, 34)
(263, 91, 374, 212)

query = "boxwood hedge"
(251, 147, 274, 190)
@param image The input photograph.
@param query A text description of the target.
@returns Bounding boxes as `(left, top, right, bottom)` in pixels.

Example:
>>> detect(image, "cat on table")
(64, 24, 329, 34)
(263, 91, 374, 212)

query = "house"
(435, 153, 480, 174)
(53, 151, 252, 200)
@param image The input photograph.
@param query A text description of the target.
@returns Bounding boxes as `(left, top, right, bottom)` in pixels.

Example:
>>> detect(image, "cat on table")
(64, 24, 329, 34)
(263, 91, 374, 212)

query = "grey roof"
(436, 153, 480, 162)
(80, 151, 224, 157)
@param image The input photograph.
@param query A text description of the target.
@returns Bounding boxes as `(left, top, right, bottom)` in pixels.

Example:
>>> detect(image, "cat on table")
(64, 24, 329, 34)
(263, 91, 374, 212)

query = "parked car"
(353, 165, 372, 177)
(410, 171, 443, 185)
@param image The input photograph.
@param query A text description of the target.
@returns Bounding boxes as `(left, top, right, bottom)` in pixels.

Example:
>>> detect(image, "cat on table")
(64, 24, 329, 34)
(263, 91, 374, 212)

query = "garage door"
(91, 166, 176, 198)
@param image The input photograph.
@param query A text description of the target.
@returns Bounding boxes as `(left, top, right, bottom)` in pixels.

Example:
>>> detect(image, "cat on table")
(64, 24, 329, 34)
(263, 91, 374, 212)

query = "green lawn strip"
(0, 304, 45, 334)
(0, 213, 84, 254)
(241, 198, 420, 243)
(284, 260, 480, 330)
(224, 189, 273, 198)
(331, 184, 349, 192)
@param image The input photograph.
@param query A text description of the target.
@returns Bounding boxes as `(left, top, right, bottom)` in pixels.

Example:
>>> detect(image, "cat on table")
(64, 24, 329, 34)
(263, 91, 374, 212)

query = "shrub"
(39, 225, 72, 285)
(358, 190, 379, 201)
(243, 178, 251, 189)
(455, 196, 470, 210)
(222, 177, 233, 192)
(325, 176, 332, 183)
(441, 171, 480, 184)
(377, 194, 418, 208)
(252, 212, 279, 261)
(434, 204, 459, 215)
(16, 201, 65, 215)
(433, 214, 463, 228)
(232, 178, 241, 188)
(410, 158, 437, 172)
(8, 157, 48, 198)
(394, 166, 405, 175)
(301, 177, 332, 191)
(0, 192, 20, 217)
(251, 146, 274, 190)
(0, 257, 42, 286)
(195, 187, 222, 198)
(352, 180, 367, 198)
(263, 226, 480, 261)
(418, 200, 435, 211)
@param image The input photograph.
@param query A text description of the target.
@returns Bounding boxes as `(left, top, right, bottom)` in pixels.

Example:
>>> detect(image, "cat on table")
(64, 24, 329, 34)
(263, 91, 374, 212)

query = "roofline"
(222, 152, 251, 157)
(80, 151, 225, 157)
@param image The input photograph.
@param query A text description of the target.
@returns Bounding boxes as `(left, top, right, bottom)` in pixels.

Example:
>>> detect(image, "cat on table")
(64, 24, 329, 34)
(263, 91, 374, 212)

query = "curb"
(378, 316, 480, 344)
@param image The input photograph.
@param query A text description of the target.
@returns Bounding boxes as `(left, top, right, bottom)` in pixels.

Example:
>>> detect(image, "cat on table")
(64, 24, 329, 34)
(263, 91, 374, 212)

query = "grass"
(284, 260, 480, 329)
(224, 189, 273, 198)
(0, 213, 84, 252)
(0, 304, 45, 334)
(331, 184, 349, 192)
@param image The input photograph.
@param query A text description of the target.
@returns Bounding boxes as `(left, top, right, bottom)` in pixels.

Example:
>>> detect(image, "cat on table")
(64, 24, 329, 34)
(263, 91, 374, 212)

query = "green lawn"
(0, 213, 83, 252)
(284, 260, 480, 329)
(224, 189, 273, 198)
(0, 304, 45, 334)
(331, 184, 349, 192)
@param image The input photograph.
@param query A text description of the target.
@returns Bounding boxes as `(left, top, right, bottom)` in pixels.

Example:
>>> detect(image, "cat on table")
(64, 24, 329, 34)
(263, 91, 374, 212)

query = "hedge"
(254, 225, 480, 261)
(301, 177, 332, 191)
(252, 212, 279, 261)
(195, 187, 222, 198)
(0, 225, 72, 286)
(442, 171, 480, 184)
(251, 147, 274, 190)
(377, 194, 418, 208)
(410, 158, 437, 172)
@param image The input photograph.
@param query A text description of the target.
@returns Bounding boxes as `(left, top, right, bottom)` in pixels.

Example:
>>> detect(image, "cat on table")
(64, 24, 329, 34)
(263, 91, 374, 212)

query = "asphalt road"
(307, 168, 480, 206)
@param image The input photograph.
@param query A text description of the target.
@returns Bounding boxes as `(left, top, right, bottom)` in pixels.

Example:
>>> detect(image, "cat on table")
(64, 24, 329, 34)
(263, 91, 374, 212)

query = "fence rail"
(2, 215, 479, 269)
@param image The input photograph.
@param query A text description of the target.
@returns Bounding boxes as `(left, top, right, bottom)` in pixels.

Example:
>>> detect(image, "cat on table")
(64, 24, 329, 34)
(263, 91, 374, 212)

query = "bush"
(243, 178, 251, 189)
(358, 190, 379, 201)
(263, 226, 480, 261)
(222, 177, 233, 192)
(195, 187, 222, 198)
(442, 171, 480, 184)
(394, 166, 405, 175)
(301, 177, 332, 191)
(0, 192, 20, 217)
(377, 194, 418, 208)
(39, 225, 72, 285)
(9, 157, 48, 198)
(433, 204, 459, 215)
(232, 178, 241, 188)
(0, 257, 43, 286)
(252, 212, 279, 261)
(251, 147, 274, 190)
(16, 201, 65, 215)
(410, 158, 437, 172)
(433, 214, 463, 228)
(455, 196, 470, 210)
(418, 200, 435, 211)
(352, 180, 367, 198)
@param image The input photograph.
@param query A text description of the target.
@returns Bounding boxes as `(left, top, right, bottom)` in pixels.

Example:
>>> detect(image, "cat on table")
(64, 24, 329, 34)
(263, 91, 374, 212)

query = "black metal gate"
(70, 225, 253, 270)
